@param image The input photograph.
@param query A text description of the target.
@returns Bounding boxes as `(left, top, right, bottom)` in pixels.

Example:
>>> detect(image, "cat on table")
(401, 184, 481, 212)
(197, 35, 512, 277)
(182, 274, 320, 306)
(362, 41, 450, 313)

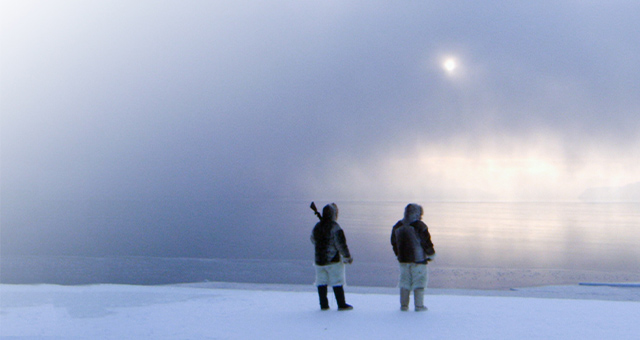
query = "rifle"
(310, 202, 322, 220)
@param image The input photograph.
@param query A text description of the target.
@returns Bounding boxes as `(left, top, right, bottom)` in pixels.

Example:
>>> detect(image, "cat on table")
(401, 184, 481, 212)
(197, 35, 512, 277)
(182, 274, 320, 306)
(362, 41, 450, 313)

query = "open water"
(2, 201, 639, 289)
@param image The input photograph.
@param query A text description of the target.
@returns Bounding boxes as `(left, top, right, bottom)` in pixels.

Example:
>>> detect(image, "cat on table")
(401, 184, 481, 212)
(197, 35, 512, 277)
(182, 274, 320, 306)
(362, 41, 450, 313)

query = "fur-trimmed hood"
(402, 203, 423, 224)
(322, 203, 338, 222)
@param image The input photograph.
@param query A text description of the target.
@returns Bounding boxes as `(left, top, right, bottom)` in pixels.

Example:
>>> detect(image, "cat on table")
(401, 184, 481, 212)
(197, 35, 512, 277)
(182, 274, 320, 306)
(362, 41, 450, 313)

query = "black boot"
(317, 285, 329, 310)
(333, 285, 353, 311)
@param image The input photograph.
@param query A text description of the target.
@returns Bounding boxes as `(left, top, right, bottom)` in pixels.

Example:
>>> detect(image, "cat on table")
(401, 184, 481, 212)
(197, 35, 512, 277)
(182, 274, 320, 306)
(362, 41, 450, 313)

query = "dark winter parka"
(391, 203, 435, 264)
(311, 204, 351, 266)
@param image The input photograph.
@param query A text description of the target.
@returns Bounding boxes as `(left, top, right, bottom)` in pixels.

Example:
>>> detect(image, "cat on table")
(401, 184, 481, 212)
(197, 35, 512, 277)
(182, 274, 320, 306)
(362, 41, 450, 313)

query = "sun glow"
(443, 58, 457, 73)
(318, 133, 640, 202)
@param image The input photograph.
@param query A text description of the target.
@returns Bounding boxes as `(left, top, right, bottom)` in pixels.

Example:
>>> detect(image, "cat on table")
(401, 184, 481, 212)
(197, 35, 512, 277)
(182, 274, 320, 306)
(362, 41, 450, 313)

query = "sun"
(442, 58, 457, 73)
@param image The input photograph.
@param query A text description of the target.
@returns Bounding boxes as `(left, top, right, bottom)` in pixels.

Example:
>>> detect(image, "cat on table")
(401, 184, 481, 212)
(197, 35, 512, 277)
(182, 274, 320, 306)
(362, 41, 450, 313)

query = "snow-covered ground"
(1, 282, 639, 339)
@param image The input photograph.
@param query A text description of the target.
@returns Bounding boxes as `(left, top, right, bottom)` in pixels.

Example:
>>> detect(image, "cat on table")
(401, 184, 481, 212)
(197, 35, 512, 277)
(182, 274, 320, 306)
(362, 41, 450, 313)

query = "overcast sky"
(3, 0, 640, 204)
(2, 1, 640, 256)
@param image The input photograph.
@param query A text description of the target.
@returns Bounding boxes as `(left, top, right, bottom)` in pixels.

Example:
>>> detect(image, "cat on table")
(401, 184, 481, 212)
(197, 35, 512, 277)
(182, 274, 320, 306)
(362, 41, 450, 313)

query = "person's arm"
(390, 222, 401, 256)
(415, 221, 435, 258)
(334, 225, 352, 263)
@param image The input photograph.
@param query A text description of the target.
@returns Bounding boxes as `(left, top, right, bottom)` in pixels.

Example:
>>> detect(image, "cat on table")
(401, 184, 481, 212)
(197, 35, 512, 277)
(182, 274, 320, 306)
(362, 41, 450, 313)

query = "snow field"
(1, 284, 639, 339)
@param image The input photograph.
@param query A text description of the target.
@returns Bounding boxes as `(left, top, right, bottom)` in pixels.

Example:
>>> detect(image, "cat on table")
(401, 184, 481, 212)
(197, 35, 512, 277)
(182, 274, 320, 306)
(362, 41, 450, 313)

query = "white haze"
(2, 1, 640, 258)
(3, 1, 640, 204)
(309, 133, 640, 202)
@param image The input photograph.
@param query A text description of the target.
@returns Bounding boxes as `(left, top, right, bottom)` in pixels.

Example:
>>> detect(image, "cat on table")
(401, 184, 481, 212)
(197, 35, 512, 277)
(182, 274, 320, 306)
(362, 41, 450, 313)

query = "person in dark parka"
(391, 203, 435, 311)
(311, 203, 353, 311)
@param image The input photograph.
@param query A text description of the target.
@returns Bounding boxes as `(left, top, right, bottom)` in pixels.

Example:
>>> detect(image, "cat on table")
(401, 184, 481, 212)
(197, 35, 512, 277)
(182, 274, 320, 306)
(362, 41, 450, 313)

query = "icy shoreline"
(4, 255, 640, 290)
(174, 281, 640, 302)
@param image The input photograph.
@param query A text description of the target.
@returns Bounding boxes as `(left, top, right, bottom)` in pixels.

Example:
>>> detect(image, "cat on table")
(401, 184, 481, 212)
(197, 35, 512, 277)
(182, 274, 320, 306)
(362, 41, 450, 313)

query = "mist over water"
(2, 201, 639, 289)
(335, 201, 640, 272)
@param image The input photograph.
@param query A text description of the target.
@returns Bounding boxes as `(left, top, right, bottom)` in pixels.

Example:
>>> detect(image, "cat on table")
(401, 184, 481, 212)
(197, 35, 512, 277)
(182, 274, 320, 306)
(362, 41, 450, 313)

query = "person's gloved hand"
(343, 257, 353, 264)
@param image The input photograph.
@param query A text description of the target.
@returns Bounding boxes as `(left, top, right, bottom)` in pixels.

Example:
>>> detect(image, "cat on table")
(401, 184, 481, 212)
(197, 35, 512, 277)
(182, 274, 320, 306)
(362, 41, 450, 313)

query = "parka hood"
(403, 203, 423, 224)
(321, 203, 338, 222)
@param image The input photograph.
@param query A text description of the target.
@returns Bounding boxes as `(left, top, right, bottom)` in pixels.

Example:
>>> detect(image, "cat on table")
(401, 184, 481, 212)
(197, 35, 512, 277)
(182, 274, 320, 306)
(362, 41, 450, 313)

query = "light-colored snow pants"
(398, 263, 428, 290)
(314, 262, 346, 286)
